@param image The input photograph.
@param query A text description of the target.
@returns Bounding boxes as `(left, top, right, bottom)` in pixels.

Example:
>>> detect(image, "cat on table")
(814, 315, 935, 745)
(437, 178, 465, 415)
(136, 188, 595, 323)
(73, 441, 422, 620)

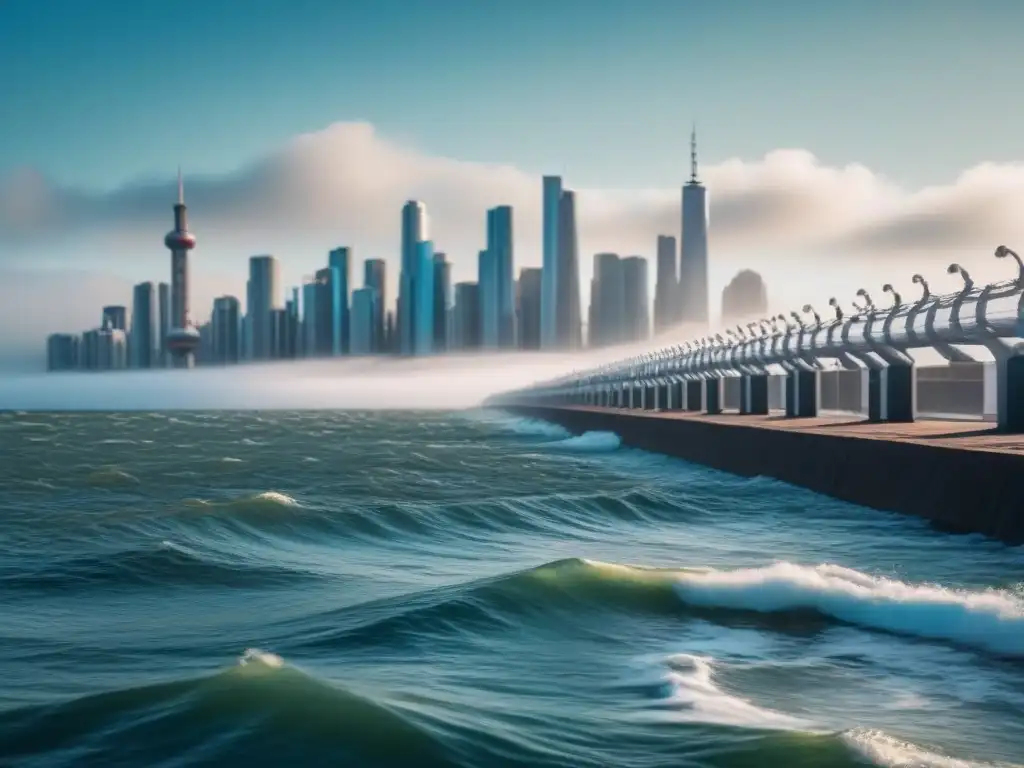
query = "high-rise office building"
(556, 190, 582, 349)
(301, 278, 318, 357)
(350, 287, 377, 355)
(453, 282, 480, 350)
(399, 200, 429, 355)
(384, 310, 396, 353)
(478, 248, 498, 349)
(46, 334, 79, 371)
(164, 171, 200, 367)
(83, 326, 128, 370)
(328, 247, 351, 354)
(680, 128, 709, 326)
(413, 240, 435, 355)
(102, 305, 127, 332)
(130, 283, 157, 368)
(654, 235, 679, 333)
(247, 255, 280, 360)
(516, 267, 542, 350)
(541, 175, 562, 348)
(589, 252, 625, 347)
(283, 289, 300, 360)
(312, 267, 337, 357)
(211, 295, 241, 364)
(622, 256, 650, 342)
(364, 259, 386, 352)
(486, 206, 515, 348)
(432, 252, 451, 352)
(157, 282, 170, 367)
(268, 308, 289, 359)
(721, 270, 768, 323)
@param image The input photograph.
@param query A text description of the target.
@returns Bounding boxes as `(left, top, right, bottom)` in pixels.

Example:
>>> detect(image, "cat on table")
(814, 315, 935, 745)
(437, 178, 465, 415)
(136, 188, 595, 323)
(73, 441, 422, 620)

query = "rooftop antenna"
(177, 166, 184, 205)
(689, 123, 700, 184)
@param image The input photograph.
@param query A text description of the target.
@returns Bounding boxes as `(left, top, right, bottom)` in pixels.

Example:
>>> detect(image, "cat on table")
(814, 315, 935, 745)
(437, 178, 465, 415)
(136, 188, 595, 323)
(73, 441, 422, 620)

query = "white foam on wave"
(656, 653, 812, 731)
(842, 728, 1021, 768)
(672, 562, 1024, 657)
(251, 491, 299, 506)
(547, 431, 621, 453)
(493, 415, 570, 438)
(238, 648, 284, 669)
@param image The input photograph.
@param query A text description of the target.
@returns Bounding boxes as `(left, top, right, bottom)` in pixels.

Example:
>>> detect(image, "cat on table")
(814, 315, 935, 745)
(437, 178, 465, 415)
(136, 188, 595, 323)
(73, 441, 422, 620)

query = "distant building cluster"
(47, 130, 767, 373)
(721, 269, 769, 323)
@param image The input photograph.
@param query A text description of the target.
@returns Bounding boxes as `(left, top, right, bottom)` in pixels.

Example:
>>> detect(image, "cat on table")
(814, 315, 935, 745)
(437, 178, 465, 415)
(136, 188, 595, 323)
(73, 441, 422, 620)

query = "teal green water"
(1, 410, 1022, 767)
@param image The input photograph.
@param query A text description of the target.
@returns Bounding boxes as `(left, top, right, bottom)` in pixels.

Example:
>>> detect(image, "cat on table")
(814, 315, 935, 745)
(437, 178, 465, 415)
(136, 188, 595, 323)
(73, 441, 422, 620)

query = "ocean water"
(1, 409, 1023, 768)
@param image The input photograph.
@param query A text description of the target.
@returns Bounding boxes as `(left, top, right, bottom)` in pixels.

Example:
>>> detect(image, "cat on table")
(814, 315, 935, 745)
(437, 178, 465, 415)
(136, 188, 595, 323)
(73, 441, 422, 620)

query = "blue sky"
(2, 0, 1022, 192)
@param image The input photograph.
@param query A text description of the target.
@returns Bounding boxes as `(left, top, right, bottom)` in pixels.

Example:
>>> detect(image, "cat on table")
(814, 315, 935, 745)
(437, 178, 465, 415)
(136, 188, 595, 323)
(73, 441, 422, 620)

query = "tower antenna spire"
(177, 166, 184, 205)
(690, 123, 699, 184)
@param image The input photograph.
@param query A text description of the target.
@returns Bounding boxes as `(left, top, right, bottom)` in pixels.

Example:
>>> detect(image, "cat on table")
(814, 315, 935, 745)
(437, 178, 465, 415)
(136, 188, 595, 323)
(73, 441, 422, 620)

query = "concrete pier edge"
(504, 405, 1024, 544)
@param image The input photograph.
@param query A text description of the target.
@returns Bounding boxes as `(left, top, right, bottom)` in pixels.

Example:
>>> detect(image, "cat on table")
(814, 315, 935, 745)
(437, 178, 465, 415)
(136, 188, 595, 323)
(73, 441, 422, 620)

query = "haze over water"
(2, 406, 1023, 767)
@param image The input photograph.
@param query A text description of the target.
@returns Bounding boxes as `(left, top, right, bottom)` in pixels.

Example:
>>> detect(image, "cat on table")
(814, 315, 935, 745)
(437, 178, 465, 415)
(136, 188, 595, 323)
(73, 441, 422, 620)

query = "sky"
(2, 0, 1024, 371)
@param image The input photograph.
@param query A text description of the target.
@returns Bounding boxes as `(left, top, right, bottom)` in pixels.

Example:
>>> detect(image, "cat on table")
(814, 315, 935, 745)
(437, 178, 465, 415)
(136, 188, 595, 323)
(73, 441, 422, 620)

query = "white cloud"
(2, 121, 1024, 367)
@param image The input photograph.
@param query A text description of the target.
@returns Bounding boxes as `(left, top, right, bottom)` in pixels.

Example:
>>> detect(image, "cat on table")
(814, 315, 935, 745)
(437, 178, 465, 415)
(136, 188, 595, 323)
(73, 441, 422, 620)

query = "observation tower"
(164, 169, 200, 367)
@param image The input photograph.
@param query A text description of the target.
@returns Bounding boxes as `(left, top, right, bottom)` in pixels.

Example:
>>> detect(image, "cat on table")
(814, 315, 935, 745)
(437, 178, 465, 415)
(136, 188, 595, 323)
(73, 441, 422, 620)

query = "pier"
(492, 248, 1024, 543)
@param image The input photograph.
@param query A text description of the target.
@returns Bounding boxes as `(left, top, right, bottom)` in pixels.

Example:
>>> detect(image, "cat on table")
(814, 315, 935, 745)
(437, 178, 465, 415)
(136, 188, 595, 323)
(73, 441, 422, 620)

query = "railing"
(490, 246, 1024, 432)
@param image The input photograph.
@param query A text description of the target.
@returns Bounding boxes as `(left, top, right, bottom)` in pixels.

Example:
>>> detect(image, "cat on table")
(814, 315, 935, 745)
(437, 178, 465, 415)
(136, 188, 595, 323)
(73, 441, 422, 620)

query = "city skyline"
(46, 164, 719, 371)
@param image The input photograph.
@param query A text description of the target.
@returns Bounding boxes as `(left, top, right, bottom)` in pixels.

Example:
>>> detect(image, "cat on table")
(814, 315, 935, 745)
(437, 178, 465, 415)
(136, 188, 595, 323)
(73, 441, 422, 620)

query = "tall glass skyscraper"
(478, 248, 498, 349)
(350, 287, 377, 355)
(654, 235, 678, 332)
(486, 206, 515, 348)
(399, 201, 429, 355)
(130, 283, 157, 368)
(328, 247, 351, 354)
(157, 282, 170, 368)
(680, 128, 709, 326)
(211, 295, 241, 364)
(556, 190, 581, 349)
(247, 255, 280, 360)
(541, 176, 562, 348)
(413, 240, 435, 355)
(364, 259, 386, 352)
(432, 253, 451, 351)
(622, 256, 650, 342)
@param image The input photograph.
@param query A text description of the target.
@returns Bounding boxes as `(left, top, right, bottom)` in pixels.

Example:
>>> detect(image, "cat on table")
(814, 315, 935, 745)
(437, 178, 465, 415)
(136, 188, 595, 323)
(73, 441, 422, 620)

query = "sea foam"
(671, 561, 1024, 657)
(547, 431, 621, 453)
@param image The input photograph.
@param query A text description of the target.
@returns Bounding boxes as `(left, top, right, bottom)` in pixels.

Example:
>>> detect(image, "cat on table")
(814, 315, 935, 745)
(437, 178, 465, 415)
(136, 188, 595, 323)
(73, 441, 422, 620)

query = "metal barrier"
(490, 246, 1024, 432)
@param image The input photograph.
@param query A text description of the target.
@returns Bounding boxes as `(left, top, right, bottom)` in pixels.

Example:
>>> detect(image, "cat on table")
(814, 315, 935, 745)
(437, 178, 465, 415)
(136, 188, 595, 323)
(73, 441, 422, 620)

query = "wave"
(0, 540, 312, 591)
(477, 412, 569, 439)
(84, 467, 140, 487)
(669, 561, 1024, 657)
(0, 649, 451, 767)
(842, 728, 1020, 768)
(183, 490, 301, 517)
(313, 558, 1024, 660)
(545, 431, 621, 453)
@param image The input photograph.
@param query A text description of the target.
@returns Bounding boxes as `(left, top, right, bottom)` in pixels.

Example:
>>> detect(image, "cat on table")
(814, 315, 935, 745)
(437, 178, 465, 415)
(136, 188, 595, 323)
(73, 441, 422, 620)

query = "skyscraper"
(680, 128, 709, 326)
(478, 248, 498, 349)
(312, 267, 337, 356)
(453, 282, 480, 350)
(622, 256, 650, 342)
(414, 240, 435, 355)
(328, 247, 351, 354)
(301, 278, 318, 357)
(541, 175, 562, 348)
(556, 190, 582, 349)
(654, 235, 678, 333)
(102, 305, 127, 332)
(487, 206, 515, 348)
(364, 259, 386, 352)
(399, 200, 429, 355)
(432, 252, 451, 351)
(46, 334, 79, 371)
(247, 255, 280, 360)
(516, 267, 542, 350)
(721, 270, 768, 323)
(350, 287, 377, 355)
(130, 282, 157, 368)
(211, 295, 241, 364)
(164, 171, 200, 367)
(590, 252, 625, 347)
(157, 282, 170, 367)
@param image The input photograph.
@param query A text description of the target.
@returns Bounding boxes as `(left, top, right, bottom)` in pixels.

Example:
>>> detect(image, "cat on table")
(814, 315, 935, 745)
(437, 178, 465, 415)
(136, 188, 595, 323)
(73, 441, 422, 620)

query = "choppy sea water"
(1, 409, 1022, 768)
